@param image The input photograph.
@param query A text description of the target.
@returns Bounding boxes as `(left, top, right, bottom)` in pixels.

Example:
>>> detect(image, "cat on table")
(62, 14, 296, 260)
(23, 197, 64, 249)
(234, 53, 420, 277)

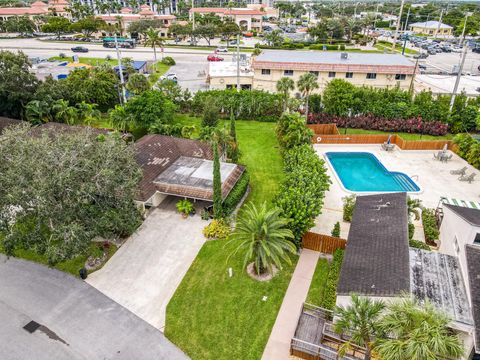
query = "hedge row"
(309, 44, 347, 51)
(321, 249, 344, 310)
(409, 239, 431, 251)
(422, 209, 440, 246)
(223, 171, 249, 215)
(453, 134, 480, 170)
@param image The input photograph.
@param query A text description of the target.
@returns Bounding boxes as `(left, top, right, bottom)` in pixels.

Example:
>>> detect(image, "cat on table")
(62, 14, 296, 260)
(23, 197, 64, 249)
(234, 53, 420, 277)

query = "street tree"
(194, 24, 217, 46)
(70, 16, 107, 38)
(41, 16, 71, 39)
(144, 27, 164, 61)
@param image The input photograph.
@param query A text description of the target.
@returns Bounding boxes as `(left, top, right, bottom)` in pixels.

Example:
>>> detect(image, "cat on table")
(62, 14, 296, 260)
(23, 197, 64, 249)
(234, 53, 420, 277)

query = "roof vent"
(341, 52, 348, 60)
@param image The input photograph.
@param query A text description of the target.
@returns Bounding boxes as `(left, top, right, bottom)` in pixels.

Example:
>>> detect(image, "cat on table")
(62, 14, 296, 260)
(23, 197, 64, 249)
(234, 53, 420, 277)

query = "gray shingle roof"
(444, 204, 480, 227)
(466, 245, 480, 352)
(337, 192, 410, 297)
(409, 21, 453, 29)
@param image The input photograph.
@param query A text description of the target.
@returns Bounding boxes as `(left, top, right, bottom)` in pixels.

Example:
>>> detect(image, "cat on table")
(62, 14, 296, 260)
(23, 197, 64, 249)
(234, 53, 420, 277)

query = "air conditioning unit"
(341, 52, 348, 60)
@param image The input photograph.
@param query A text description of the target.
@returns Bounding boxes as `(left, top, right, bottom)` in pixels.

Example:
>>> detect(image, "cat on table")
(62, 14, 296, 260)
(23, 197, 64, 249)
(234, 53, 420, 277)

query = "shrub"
(203, 219, 231, 239)
(176, 199, 194, 216)
(409, 239, 431, 251)
(309, 94, 322, 114)
(276, 112, 314, 151)
(201, 96, 219, 128)
(331, 221, 340, 238)
(105, 55, 112, 61)
(223, 171, 249, 215)
(339, 44, 346, 50)
(422, 208, 439, 246)
(408, 222, 415, 240)
(342, 195, 356, 222)
(161, 56, 176, 66)
(309, 44, 339, 50)
(453, 133, 480, 170)
(59, 52, 66, 58)
(321, 249, 344, 310)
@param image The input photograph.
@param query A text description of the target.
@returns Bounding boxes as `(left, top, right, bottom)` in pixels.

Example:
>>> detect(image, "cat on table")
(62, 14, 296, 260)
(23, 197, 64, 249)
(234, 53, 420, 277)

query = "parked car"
(160, 73, 177, 82)
(427, 47, 437, 55)
(414, 53, 429, 59)
(216, 46, 228, 53)
(472, 47, 480, 54)
(71, 46, 89, 53)
(229, 40, 238, 45)
(418, 64, 427, 70)
(207, 55, 224, 62)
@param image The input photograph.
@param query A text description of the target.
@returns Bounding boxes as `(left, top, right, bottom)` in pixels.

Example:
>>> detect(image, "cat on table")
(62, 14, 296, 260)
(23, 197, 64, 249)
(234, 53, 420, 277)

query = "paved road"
(87, 198, 206, 331)
(0, 254, 189, 360)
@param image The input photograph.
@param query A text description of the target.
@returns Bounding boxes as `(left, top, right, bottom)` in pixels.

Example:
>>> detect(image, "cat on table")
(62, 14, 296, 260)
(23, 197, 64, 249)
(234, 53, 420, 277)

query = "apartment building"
(409, 21, 453, 36)
(208, 50, 416, 92)
(189, 7, 265, 32)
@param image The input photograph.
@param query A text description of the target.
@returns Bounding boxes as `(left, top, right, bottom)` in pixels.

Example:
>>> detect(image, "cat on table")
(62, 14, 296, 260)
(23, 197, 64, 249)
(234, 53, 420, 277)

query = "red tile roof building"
(0, 0, 69, 20)
(189, 7, 265, 31)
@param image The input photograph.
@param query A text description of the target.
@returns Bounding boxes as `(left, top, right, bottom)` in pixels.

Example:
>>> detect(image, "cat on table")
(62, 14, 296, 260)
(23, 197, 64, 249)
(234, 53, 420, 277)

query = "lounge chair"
(450, 167, 467, 175)
(459, 173, 476, 183)
(433, 151, 443, 160)
(381, 143, 394, 151)
(441, 154, 453, 162)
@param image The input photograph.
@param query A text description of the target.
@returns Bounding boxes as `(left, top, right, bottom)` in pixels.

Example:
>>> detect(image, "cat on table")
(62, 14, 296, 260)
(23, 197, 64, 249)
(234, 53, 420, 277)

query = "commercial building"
(409, 21, 453, 36)
(208, 50, 416, 92)
(0, 0, 69, 21)
(189, 7, 265, 32)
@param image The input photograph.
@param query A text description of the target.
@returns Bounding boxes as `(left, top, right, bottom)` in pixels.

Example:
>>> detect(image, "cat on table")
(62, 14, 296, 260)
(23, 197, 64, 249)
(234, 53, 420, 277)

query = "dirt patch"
(246, 262, 278, 282)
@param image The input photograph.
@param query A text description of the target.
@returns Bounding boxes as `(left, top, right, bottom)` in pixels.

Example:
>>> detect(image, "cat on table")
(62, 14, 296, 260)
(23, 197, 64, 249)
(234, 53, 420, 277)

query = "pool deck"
(312, 144, 480, 240)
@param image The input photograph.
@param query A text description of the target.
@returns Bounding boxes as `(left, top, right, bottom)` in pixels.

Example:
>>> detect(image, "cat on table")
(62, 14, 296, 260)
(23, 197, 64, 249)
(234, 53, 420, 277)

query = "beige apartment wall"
(209, 75, 253, 90)
(252, 68, 412, 93)
(411, 26, 452, 36)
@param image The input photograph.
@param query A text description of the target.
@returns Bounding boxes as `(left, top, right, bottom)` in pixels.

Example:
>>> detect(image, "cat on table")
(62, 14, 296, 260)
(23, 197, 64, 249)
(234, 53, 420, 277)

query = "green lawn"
(339, 127, 453, 140)
(165, 239, 298, 360)
(305, 258, 330, 307)
(375, 43, 418, 55)
(48, 56, 118, 66)
(148, 61, 171, 84)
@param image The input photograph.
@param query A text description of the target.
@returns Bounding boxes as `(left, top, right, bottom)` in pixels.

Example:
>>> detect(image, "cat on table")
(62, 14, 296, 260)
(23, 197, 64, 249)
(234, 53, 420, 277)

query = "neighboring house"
(209, 50, 416, 91)
(0, 0, 70, 21)
(189, 7, 265, 32)
(409, 21, 453, 36)
(134, 134, 244, 211)
(98, 6, 176, 37)
(114, 60, 148, 76)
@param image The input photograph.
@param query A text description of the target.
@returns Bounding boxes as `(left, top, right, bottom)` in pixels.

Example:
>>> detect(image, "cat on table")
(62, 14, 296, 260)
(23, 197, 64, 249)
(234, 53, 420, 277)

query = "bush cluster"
(276, 112, 314, 151)
(192, 89, 283, 121)
(422, 209, 440, 246)
(342, 195, 356, 222)
(309, 44, 345, 51)
(408, 222, 415, 240)
(275, 144, 330, 246)
(409, 239, 431, 251)
(453, 134, 480, 170)
(331, 222, 340, 238)
(223, 171, 249, 216)
(321, 249, 344, 310)
(161, 56, 176, 66)
(202, 219, 231, 239)
(308, 113, 448, 136)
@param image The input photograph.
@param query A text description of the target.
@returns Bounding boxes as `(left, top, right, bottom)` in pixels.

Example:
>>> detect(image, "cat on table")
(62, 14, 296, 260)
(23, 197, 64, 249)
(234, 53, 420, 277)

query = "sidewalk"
(262, 249, 320, 360)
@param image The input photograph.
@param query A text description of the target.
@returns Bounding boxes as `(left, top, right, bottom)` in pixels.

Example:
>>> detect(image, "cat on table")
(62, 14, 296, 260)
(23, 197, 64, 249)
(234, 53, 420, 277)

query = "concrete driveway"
(87, 198, 206, 331)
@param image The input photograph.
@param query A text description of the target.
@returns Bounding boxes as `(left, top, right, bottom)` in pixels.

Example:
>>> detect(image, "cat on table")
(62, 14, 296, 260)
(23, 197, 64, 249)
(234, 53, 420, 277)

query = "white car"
(160, 73, 177, 81)
(216, 47, 228, 53)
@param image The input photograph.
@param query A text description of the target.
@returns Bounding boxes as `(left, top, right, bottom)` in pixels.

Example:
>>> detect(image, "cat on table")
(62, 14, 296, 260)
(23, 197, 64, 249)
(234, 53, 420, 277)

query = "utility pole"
(403, 6, 410, 32)
(409, 56, 419, 94)
(460, 12, 472, 46)
(392, 0, 405, 51)
(114, 34, 127, 105)
(236, 33, 240, 92)
(449, 45, 468, 111)
(434, 9, 444, 38)
(374, 3, 380, 29)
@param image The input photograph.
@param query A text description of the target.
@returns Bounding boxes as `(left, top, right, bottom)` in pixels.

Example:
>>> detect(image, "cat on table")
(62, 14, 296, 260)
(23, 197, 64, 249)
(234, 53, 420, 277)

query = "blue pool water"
(326, 152, 420, 192)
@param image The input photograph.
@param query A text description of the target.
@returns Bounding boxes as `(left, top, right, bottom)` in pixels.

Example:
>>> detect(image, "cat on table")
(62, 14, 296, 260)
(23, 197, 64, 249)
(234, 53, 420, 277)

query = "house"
(409, 21, 453, 36)
(0, 0, 70, 21)
(189, 7, 265, 32)
(114, 60, 148, 76)
(209, 50, 416, 92)
(134, 135, 244, 210)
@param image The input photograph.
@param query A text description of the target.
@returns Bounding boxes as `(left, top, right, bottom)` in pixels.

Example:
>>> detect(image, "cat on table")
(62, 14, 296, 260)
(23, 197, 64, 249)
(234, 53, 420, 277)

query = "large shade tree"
(230, 202, 296, 276)
(0, 124, 142, 264)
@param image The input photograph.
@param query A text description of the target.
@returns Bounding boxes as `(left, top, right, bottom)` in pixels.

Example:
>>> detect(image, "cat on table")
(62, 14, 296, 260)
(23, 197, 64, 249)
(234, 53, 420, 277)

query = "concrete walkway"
(262, 249, 320, 360)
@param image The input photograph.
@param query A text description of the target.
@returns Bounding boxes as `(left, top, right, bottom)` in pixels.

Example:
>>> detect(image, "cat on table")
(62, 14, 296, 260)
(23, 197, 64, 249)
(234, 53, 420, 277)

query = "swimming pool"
(325, 152, 420, 192)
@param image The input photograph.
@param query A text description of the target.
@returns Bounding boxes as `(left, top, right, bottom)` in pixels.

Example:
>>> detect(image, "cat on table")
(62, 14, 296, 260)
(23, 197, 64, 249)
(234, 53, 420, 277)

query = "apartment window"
(366, 73, 377, 79)
(474, 233, 480, 245)
(328, 72, 336, 78)
(284, 70, 294, 76)
(261, 69, 271, 75)
(310, 71, 319, 77)
(395, 74, 406, 80)
(345, 72, 353, 78)
(454, 237, 460, 255)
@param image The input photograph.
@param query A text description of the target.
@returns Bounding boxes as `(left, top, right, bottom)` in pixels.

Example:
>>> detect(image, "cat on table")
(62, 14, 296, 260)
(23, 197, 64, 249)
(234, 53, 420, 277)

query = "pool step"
(392, 173, 417, 192)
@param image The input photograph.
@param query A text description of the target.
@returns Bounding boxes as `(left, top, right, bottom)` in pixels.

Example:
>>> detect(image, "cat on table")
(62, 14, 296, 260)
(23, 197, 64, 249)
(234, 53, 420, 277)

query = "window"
(454, 237, 460, 255)
(261, 69, 271, 75)
(284, 70, 293, 76)
(395, 74, 406, 80)
(475, 233, 480, 245)
(345, 72, 353, 78)
(328, 72, 336, 78)
(310, 71, 319, 77)
(366, 73, 377, 79)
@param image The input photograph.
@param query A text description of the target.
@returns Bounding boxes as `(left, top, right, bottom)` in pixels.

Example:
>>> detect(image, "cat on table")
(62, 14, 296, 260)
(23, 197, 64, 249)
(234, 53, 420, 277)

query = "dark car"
(71, 46, 89, 53)
(414, 53, 429, 59)
(418, 64, 427, 70)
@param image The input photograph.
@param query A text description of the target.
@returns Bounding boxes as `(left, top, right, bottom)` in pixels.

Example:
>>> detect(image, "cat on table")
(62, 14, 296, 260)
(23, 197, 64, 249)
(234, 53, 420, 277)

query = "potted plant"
(176, 199, 194, 218)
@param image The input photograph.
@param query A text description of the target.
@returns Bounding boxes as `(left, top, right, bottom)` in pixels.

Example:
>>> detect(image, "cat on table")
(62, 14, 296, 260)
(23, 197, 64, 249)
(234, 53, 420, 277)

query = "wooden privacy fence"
(308, 124, 340, 135)
(302, 232, 346, 254)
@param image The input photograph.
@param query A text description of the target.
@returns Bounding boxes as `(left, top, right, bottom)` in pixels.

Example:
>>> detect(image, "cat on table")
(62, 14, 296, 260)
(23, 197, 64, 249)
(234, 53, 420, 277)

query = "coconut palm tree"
(407, 196, 422, 221)
(230, 202, 296, 276)
(375, 298, 464, 360)
(297, 72, 319, 120)
(276, 77, 295, 112)
(334, 294, 385, 360)
(144, 27, 164, 62)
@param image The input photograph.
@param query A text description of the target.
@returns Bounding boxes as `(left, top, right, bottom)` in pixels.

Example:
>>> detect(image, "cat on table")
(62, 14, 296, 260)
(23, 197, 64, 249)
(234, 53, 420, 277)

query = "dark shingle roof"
(466, 245, 480, 352)
(337, 192, 410, 297)
(0, 117, 23, 134)
(444, 204, 480, 227)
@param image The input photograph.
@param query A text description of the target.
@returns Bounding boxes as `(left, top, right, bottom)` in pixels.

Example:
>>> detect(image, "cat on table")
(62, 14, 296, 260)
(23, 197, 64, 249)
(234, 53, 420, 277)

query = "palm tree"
(407, 196, 422, 221)
(144, 27, 164, 62)
(334, 294, 385, 360)
(76, 101, 100, 125)
(276, 77, 295, 112)
(52, 99, 78, 125)
(375, 298, 464, 360)
(230, 202, 296, 276)
(297, 72, 319, 120)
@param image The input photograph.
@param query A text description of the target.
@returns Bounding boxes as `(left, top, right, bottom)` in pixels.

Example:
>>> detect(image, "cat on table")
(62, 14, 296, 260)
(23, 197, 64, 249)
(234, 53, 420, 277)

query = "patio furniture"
(459, 173, 477, 183)
(450, 167, 468, 175)
(441, 154, 453, 162)
(433, 151, 442, 160)
(381, 135, 394, 151)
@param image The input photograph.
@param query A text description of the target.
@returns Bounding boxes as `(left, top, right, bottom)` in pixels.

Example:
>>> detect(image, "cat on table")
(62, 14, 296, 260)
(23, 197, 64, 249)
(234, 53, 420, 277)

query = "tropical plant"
(342, 195, 356, 222)
(126, 73, 151, 95)
(375, 298, 464, 360)
(276, 77, 295, 112)
(407, 197, 422, 221)
(109, 104, 131, 132)
(331, 221, 340, 238)
(25, 100, 53, 124)
(201, 96, 219, 128)
(276, 112, 314, 150)
(297, 72, 319, 120)
(52, 99, 79, 125)
(335, 294, 386, 360)
(212, 143, 223, 219)
(144, 27, 164, 61)
(227, 110, 239, 163)
(176, 199, 194, 217)
(230, 202, 296, 275)
(203, 219, 230, 239)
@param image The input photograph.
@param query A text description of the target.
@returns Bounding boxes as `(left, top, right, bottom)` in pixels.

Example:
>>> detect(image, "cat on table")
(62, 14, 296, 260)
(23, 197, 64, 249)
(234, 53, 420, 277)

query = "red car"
(207, 55, 224, 62)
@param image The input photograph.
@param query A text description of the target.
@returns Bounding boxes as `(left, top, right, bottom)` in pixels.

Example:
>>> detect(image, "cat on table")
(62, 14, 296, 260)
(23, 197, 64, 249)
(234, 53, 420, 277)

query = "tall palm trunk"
(305, 93, 309, 121)
(153, 45, 157, 62)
